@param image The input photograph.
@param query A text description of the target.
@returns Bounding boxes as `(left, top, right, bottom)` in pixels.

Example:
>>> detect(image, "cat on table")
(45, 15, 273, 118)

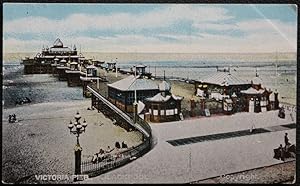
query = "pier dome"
(53, 38, 63, 47)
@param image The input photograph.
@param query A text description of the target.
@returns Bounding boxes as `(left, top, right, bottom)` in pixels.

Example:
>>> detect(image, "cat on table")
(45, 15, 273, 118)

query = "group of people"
(274, 133, 296, 161)
(92, 146, 114, 164)
(115, 141, 128, 149)
(91, 141, 129, 164)
(8, 114, 17, 123)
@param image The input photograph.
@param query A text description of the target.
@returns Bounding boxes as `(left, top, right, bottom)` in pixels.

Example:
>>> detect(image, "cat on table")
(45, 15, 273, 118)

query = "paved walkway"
(82, 110, 296, 183)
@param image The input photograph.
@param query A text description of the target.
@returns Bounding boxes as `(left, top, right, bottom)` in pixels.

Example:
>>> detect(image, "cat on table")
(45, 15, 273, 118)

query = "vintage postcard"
(2, 3, 297, 184)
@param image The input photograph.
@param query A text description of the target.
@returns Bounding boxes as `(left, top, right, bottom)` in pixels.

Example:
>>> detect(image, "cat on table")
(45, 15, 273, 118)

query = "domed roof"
(159, 80, 171, 92)
(53, 38, 63, 47)
(252, 76, 263, 85)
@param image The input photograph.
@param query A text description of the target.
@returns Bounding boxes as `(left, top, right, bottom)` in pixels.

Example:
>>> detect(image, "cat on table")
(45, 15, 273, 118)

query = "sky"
(3, 3, 298, 53)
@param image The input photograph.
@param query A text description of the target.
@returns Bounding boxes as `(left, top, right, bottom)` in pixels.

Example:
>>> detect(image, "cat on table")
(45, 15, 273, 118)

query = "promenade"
(83, 109, 296, 183)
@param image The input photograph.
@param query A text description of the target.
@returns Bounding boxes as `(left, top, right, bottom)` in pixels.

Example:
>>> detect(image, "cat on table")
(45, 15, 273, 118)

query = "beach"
(2, 64, 143, 184)
(2, 100, 143, 184)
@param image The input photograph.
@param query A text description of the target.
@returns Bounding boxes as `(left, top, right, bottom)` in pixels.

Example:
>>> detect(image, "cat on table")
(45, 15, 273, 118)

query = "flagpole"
(275, 51, 278, 92)
(134, 66, 137, 104)
(134, 66, 137, 124)
(115, 58, 118, 77)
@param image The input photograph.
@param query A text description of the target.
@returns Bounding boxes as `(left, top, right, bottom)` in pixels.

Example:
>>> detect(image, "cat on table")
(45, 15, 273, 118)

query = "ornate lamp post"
(68, 111, 88, 177)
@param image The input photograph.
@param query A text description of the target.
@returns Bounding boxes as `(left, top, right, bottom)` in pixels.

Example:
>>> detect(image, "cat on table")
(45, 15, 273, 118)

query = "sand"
(2, 100, 143, 184)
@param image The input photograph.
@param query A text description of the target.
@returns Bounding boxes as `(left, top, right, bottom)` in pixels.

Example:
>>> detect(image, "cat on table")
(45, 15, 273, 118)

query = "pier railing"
(82, 85, 152, 178)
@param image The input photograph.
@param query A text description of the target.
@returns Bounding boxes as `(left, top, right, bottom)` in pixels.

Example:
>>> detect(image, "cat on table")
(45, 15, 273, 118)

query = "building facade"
(194, 71, 276, 115)
(144, 81, 183, 123)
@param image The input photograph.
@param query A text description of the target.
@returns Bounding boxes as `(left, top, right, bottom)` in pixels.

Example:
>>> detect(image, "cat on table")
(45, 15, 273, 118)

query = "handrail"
(87, 85, 150, 138)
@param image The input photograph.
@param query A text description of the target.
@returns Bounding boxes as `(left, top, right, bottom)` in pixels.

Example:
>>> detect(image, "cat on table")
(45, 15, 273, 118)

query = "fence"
(81, 137, 151, 177)
(81, 85, 153, 178)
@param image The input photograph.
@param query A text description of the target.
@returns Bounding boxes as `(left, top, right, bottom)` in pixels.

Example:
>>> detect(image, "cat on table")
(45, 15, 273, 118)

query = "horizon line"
(3, 51, 297, 54)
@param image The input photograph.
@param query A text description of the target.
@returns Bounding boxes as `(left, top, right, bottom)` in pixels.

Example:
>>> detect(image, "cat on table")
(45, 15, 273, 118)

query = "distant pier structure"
(132, 64, 152, 79)
(22, 38, 81, 74)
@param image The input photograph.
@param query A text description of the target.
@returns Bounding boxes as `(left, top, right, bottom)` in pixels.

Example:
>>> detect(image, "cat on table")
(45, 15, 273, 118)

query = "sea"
(2, 52, 297, 109)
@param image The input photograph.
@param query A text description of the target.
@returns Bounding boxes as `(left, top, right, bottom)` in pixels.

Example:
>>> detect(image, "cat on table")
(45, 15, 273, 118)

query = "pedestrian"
(115, 141, 120, 149)
(284, 133, 290, 147)
(92, 154, 97, 163)
(12, 114, 16, 122)
(99, 148, 104, 154)
(122, 141, 128, 148)
(290, 113, 294, 121)
(8, 115, 12, 123)
(279, 144, 285, 161)
(106, 145, 113, 153)
(249, 124, 255, 133)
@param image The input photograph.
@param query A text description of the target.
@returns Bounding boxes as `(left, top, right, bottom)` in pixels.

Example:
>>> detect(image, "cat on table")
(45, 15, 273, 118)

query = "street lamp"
(68, 111, 88, 177)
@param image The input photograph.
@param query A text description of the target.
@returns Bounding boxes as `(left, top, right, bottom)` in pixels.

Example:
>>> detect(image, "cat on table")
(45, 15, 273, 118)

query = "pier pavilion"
(106, 62, 117, 71)
(240, 74, 273, 113)
(56, 59, 70, 81)
(107, 75, 160, 113)
(194, 72, 252, 100)
(92, 60, 105, 68)
(80, 65, 106, 97)
(194, 71, 277, 115)
(144, 80, 183, 123)
(132, 64, 152, 78)
(65, 62, 84, 87)
(22, 38, 81, 74)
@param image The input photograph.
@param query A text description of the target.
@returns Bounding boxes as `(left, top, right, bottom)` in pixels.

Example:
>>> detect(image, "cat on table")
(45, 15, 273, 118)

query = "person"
(92, 153, 98, 163)
(284, 133, 291, 147)
(12, 114, 16, 122)
(281, 107, 285, 118)
(106, 146, 114, 153)
(8, 115, 12, 123)
(122, 141, 128, 148)
(279, 144, 285, 161)
(106, 146, 111, 153)
(99, 148, 104, 154)
(115, 141, 120, 149)
(249, 124, 255, 133)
